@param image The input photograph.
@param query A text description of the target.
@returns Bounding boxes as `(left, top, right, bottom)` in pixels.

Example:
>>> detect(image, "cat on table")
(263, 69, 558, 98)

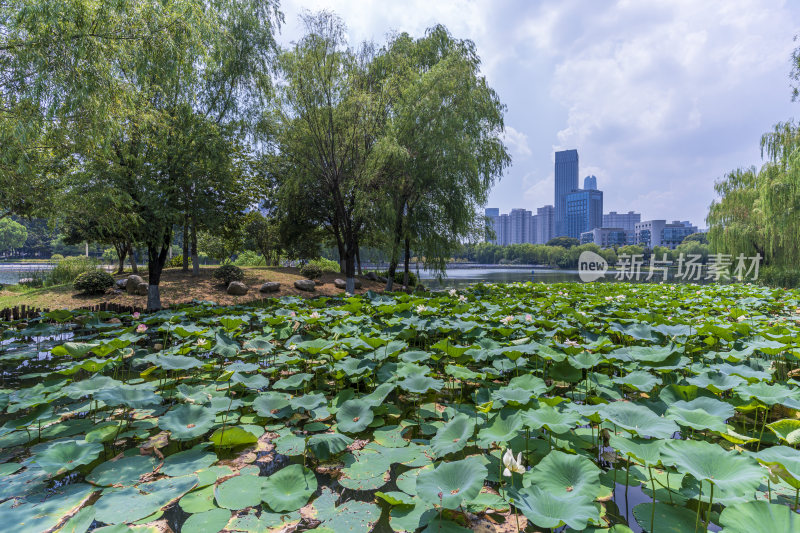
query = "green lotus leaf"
(230, 372, 270, 390)
(753, 445, 800, 484)
(261, 464, 317, 512)
(181, 508, 232, 533)
(373, 424, 409, 447)
(34, 439, 103, 475)
(273, 433, 306, 455)
(93, 475, 198, 524)
(85, 420, 125, 443)
(608, 434, 664, 466)
(523, 449, 601, 498)
(416, 457, 487, 509)
(336, 399, 375, 434)
(632, 502, 699, 533)
(161, 446, 217, 476)
(209, 426, 258, 447)
(0, 483, 96, 533)
(179, 486, 217, 513)
(94, 386, 161, 408)
(150, 354, 205, 370)
(718, 501, 799, 533)
(339, 449, 391, 490)
(613, 370, 660, 392)
(599, 401, 679, 439)
(735, 382, 796, 406)
(666, 405, 729, 433)
(273, 372, 313, 390)
(686, 371, 745, 392)
(421, 517, 473, 533)
(310, 486, 382, 533)
(661, 440, 764, 493)
(376, 491, 416, 506)
(508, 485, 599, 530)
(307, 432, 353, 460)
(523, 405, 582, 434)
(767, 419, 800, 445)
(431, 413, 475, 457)
(396, 465, 434, 496)
(491, 386, 535, 407)
(159, 404, 215, 440)
(477, 409, 523, 447)
(87, 455, 159, 486)
(227, 509, 301, 532)
(252, 392, 291, 418)
(215, 474, 264, 510)
(289, 392, 327, 413)
(362, 382, 396, 406)
(398, 374, 444, 394)
(213, 331, 240, 357)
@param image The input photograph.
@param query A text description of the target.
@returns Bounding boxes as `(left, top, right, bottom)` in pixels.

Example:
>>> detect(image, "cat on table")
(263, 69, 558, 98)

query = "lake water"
(419, 267, 596, 288)
(0, 264, 53, 286)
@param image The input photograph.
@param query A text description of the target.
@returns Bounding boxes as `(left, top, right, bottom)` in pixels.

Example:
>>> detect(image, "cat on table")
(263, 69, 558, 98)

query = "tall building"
(603, 211, 641, 245)
(534, 205, 554, 244)
(581, 227, 628, 248)
(509, 208, 533, 244)
(565, 188, 603, 239)
(583, 175, 597, 190)
(635, 220, 698, 249)
(554, 149, 579, 237)
(484, 208, 500, 244)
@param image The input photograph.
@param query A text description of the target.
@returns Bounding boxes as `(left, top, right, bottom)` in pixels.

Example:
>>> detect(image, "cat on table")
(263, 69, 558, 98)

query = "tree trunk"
(336, 238, 345, 274)
(129, 244, 138, 274)
(146, 232, 171, 311)
(403, 237, 411, 288)
(182, 216, 189, 272)
(114, 242, 128, 275)
(191, 216, 199, 277)
(355, 236, 362, 276)
(385, 208, 405, 291)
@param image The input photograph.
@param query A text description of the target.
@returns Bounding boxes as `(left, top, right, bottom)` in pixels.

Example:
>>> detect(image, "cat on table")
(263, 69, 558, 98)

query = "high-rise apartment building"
(534, 205, 554, 244)
(554, 149, 579, 237)
(509, 208, 533, 244)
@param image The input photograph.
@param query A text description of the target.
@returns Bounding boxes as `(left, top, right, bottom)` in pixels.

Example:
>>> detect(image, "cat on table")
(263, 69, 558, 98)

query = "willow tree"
(373, 26, 510, 289)
(706, 166, 765, 260)
(271, 12, 384, 294)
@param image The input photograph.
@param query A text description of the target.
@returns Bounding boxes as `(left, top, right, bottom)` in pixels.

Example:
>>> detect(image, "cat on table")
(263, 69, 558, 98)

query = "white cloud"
(503, 126, 532, 158)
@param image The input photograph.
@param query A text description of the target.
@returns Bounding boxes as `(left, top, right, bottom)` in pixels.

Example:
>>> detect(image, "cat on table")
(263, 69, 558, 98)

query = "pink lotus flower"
(132, 312, 140, 320)
(136, 324, 147, 333)
(525, 314, 532, 322)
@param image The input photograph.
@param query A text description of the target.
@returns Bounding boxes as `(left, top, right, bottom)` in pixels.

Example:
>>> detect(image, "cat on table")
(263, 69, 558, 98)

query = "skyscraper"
(554, 149, 579, 237)
(484, 208, 500, 244)
(565, 188, 603, 239)
(509, 209, 533, 244)
(583, 175, 597, 190)
(534, 205, 554, 244)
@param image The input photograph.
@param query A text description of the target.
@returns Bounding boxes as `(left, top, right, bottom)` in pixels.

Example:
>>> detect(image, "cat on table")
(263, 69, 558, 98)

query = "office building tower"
(635, 220, 698, 249)
(583, 175, 597, 190)
(565, 188, 603, 239)
(554, 149, 579, 237)
(581, 228, 628, 248)
(603, 211, 641, 245)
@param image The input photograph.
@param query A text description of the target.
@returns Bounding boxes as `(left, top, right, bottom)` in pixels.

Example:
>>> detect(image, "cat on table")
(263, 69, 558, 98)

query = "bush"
(48, 256, 99, 285)
(167, 254, 192, 268)
(233, 250, 265, 267)
(380, 269, 417, 287)
(300, 263, 322, 279)
(212, 264, 244, 285)
(758, 266, 800, 288)
(50, 254, 64, 262)
(74, 270, 115, 294)
(309, 257, 340, 273)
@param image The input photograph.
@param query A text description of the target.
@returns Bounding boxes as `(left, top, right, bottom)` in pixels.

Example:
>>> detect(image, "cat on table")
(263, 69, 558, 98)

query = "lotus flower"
(458, 295, 467, 303)
(132, 312, 140, 319)
(525, 314, 532, 322)
(289, 343, 298, 351)
(416, 305, 427, 313)
(195, 338, 208, 347)
(449, 288, 457, 297)
(502, 448, 525, 477)
(564, 339, 580, 347)
(136, 324, 147, 333)
(310, 311, 320, 319)
(500, 315, 514, 325)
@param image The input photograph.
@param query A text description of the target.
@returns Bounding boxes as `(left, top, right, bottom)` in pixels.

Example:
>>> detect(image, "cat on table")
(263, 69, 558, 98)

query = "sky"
(277, 0, 800, 228)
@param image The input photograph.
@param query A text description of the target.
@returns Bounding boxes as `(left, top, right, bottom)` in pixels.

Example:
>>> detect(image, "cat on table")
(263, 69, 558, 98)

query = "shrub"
(380, 269, 417, 287)
(233, 250, 265, 267)
(308, 257, 340, 273)
(758, 266, 800, 288)
(50, 254, 64, 262)
(300, 263, 322, 279)
(167, 254, 192, 268)
(74, 270, 115, 294)
(212, 264, 244, 285)
(48, 256, 99, 285)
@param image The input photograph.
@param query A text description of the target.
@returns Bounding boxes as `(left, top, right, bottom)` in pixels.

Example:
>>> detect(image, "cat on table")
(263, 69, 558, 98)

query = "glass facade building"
(565, 189, 603, 239)
(554, 149, 579, 237)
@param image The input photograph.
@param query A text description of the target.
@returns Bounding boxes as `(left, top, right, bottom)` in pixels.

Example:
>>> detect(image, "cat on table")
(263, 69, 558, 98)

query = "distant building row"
(485, 148, 701, 249)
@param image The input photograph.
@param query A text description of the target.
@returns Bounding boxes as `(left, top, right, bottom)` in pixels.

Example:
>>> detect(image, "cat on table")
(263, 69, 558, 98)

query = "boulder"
(135, 283, 148, 296)
(227, 281, 248, 296)
(334, 278, 362, 290)
(259, 282, 280, 293)
(365, 272, 378, 281)
(116, 278, 128, 289)
(377, 276, 388, 283)
(127, 275, 145, 295)
(294, 279, 316, 292)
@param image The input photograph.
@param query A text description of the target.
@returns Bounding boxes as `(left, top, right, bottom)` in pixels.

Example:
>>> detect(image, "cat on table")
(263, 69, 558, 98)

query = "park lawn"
(0, 266, 384, 310)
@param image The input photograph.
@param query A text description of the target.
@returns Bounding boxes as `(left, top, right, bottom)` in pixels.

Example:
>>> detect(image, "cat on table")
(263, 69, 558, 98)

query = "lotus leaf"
(261, 464, 317, 512)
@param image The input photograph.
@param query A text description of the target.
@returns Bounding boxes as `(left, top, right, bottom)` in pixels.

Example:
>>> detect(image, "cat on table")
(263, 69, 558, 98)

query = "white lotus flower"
(449, 288, 457, 297)
(502, 449, 525, 477)
(458, 295, 467, 303)
(524, 313, 532, 322)
(416, 305, 427, 313)
(564, 339, 580, 347)
(500, 315, 514, 325)
(288, 343, 297, 351)
(310, 311, 320, 319)
(737, 315, 746, 322)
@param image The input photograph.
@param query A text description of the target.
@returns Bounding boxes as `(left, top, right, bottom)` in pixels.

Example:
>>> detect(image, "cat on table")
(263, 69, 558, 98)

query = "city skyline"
(278, 0, 800, 226)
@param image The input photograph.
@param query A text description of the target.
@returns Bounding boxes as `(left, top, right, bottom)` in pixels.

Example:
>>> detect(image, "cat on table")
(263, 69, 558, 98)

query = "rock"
(227, 281, 248, 296)
(377, 276, 388, 283)
(365, 272, 378, 281)
(315, 280, 324, 286)
(334, 278, 362, 290)
(127, 275, 145, 295)
(294, 279, 316, 292)
(259, 282, 280, 293)
(116, 278, 128, 289)
(135, 283, 148, 296)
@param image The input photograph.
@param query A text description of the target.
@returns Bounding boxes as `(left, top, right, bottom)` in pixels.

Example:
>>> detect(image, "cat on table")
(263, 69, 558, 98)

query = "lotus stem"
(705, 482, 714, 531)
(649, 465, 656, 533)
(757, 406, 770, 451)
(694, 483, 703, 533)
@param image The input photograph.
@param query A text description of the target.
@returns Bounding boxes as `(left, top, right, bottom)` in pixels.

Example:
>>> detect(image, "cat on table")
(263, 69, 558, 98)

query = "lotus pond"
(1, 282, 800, 533)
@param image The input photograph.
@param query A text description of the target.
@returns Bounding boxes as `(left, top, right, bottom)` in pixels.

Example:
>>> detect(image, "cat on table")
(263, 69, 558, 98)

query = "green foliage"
(682, 232, 708, 245)
(73, 270, 115, 295)
(546, 236, 580, 248)
(381, 269, 417, 287)
(50, 254, 64, 261)
(212, 265, 244, 285)
(48, 256, 100, 286)
(300, 263, 323, 279)
(309, 257, 340, 273)
(233, 250, 265, 267)
(0, 218, 28, 252)
(759, 266, 800, 288)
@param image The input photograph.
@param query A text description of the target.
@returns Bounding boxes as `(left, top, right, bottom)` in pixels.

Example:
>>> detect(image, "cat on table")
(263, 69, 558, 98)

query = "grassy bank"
(0, 266, 382, 309)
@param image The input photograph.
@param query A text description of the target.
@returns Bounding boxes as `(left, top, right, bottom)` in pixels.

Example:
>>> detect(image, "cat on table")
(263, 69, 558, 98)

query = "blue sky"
(278, 0, 800, 227)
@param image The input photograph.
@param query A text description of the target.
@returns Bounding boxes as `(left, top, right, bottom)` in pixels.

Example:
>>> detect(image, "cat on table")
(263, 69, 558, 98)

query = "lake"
(0, 264, 53, 286)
